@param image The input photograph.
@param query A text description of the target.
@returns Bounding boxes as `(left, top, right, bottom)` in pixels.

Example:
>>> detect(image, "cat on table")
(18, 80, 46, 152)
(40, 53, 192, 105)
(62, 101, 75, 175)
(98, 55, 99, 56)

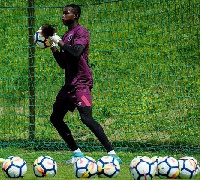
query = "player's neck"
(68, 22, 79, 31)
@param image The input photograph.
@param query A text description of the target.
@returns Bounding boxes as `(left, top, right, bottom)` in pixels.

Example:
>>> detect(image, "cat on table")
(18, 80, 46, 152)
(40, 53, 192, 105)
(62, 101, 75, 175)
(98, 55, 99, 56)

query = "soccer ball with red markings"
(97, 156, 120, 178)
(33, 156, 57, 177)
(182, 156, 199, 175)
(158, 156, 179, 179)
(197, 163, 200, 176)
(74, 156, 98, 178)
(2, 156, 27, 178)
(34, 30, 50, 49)
(178, 157, 197, 179)
(129, 156, 156, 180)
(151, 156, 163, 176)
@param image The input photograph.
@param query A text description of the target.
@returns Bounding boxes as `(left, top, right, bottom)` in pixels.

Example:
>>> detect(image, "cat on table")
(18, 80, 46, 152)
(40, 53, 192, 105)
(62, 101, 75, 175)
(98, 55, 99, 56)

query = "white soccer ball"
(34, 30, 50, 49)
(158, 156, 180, 179)
(129, 156, 156, 180)
(131, 156, 151, 162)
(2, 156, 27, 178)
(151, 156, 163, 176)
(33, 156, 57, 177)
(197, 163, 200, 176)
(184, 157, 198, 171)
(178, 157, 197, 179)
(74, 156, 98, 178)
(97, 156, 120, 178)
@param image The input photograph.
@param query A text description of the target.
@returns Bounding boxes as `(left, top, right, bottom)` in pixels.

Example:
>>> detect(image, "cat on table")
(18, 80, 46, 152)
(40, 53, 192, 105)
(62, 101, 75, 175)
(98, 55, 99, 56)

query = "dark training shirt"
(55, 25, 93, 88)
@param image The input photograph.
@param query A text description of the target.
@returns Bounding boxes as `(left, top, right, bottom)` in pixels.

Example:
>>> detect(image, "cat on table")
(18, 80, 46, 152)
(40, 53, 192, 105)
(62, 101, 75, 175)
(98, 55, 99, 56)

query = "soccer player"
(48, 4, 121, 164)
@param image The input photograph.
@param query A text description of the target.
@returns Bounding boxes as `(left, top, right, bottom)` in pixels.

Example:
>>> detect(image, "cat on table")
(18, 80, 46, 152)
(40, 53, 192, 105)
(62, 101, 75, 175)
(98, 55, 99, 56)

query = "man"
(48, 4, 121, 164)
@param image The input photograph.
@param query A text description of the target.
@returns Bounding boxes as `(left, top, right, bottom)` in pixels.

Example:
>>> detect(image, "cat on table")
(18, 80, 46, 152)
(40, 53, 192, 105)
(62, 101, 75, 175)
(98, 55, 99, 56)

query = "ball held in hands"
(40, 24, 56, 38)
(35, 24, 61, 48)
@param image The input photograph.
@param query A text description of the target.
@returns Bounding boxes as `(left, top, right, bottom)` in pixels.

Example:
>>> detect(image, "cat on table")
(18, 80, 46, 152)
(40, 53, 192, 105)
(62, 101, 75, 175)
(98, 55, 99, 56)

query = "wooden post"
(27, 0, 35, 142)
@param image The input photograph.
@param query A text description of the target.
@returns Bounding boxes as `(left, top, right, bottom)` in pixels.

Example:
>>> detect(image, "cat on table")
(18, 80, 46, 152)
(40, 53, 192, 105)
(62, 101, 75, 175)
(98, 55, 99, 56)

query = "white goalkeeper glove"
(50, 42, 58, 48)
(49, 34, 62, 44)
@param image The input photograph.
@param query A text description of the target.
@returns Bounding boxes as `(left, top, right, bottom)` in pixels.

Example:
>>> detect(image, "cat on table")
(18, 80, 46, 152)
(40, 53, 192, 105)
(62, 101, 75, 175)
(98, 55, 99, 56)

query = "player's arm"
(37, 25, 67, 69)
(40, 25, 84, 58)
(49, 42, 66, 69)
(62, 44, 84, 58)
(51, 51, 66, 69)
(50, 35, 84, 58)
(50, 39, 84, 69)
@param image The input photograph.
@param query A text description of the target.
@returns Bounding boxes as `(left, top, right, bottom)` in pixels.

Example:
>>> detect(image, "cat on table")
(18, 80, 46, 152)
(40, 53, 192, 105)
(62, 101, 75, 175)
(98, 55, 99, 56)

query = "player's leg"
(50, 107, 84, 164)
(78, 106, 122, 164)
(50, 87, 84, 163)
(50, 104, 78, 150)
(78, 107, 113, 151)
(71, 86, 121, 163)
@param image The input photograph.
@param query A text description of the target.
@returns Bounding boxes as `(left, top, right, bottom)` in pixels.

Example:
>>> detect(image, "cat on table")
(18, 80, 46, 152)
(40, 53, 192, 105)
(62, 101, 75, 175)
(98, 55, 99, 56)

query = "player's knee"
(79, 107, 100, 128)
(50, 108, 65, 125)
(81, 114, 93, 126)
(50, 111, 62, 126)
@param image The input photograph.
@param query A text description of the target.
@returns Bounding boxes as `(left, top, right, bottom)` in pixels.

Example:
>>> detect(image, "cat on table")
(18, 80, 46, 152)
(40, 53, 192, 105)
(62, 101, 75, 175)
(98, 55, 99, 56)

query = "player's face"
(62, 7, 77, 26)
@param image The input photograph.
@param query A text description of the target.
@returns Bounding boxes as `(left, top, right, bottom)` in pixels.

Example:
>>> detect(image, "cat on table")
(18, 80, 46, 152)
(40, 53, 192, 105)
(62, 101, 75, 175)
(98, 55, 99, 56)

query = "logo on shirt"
(77, 102, 82, 106)
(68, 34, 73, 41)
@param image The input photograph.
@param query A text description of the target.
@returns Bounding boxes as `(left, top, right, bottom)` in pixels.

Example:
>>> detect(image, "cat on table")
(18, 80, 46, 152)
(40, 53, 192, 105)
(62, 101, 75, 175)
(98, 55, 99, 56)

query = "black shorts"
(53, 86, 92, 112)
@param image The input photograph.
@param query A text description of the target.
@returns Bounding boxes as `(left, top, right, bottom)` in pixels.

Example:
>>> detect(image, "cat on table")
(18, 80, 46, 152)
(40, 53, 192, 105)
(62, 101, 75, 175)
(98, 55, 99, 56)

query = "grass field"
(0, 0, 199, 177)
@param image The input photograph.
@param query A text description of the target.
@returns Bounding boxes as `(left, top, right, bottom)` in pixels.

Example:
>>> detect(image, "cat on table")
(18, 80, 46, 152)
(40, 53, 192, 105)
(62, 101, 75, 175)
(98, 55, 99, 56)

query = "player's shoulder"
(76, 25, 89, 33)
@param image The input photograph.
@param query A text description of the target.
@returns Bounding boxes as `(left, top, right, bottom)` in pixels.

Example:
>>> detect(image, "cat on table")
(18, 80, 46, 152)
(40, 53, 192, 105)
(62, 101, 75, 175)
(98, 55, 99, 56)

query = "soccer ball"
(184, 156, 199, 174)
(158, 156, 179, 179)
(197, 163, 200, 176)
(34, 30, 50, 49)
(2, 156, 27, 178)
(179, 156, 199, 178)
(129, 156, 156, 180)
(178, 157, 197, 179)
(33, 156, 57, 177)
(74, 156, 98, 178)
(151, 156, 163, 176)
(131, 156, 151, 162)
(97, 156, 120, 178)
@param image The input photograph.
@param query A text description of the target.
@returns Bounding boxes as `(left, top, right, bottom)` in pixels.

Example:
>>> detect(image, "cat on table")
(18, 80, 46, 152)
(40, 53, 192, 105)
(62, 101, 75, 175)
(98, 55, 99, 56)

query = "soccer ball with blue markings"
(33, 156, 57, 177)
(129, 156, 156, 180)
(151, 156, 163, 176)
(197, 163, 200, 176)
(2, 156, 27, 178)
(74, 156, 98, 178)
(157, 156, 179, 179)
(34, 30, 50, 49)
(183, 156, 199, 176)
(97, 156, 120, 178)
(178, 157, 197, 179)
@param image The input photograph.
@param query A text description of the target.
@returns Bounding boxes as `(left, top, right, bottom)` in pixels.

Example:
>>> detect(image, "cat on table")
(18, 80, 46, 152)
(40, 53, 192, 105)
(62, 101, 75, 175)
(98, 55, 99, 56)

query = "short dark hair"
(65, 4, 81, 19)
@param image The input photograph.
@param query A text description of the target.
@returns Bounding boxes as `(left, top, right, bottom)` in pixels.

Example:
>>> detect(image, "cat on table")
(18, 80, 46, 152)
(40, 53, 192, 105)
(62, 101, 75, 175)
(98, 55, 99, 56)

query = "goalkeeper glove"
(50, 42, 58, 48)
(49, 34, 62, 44)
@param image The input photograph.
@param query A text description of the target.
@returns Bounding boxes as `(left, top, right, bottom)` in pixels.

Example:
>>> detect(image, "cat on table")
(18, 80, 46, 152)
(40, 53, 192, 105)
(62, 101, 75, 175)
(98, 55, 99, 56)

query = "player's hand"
(49, 34, 62, 44)
(50, 42, 57, 48)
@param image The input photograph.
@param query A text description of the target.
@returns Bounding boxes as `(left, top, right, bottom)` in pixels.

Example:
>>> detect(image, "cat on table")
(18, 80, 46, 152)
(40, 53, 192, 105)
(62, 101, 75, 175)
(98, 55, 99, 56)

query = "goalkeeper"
(44, 4, 121, 164)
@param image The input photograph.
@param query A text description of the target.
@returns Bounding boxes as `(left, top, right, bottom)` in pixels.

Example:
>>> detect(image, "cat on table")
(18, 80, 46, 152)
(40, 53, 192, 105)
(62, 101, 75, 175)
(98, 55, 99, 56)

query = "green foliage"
(0, 0, 199, 160)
